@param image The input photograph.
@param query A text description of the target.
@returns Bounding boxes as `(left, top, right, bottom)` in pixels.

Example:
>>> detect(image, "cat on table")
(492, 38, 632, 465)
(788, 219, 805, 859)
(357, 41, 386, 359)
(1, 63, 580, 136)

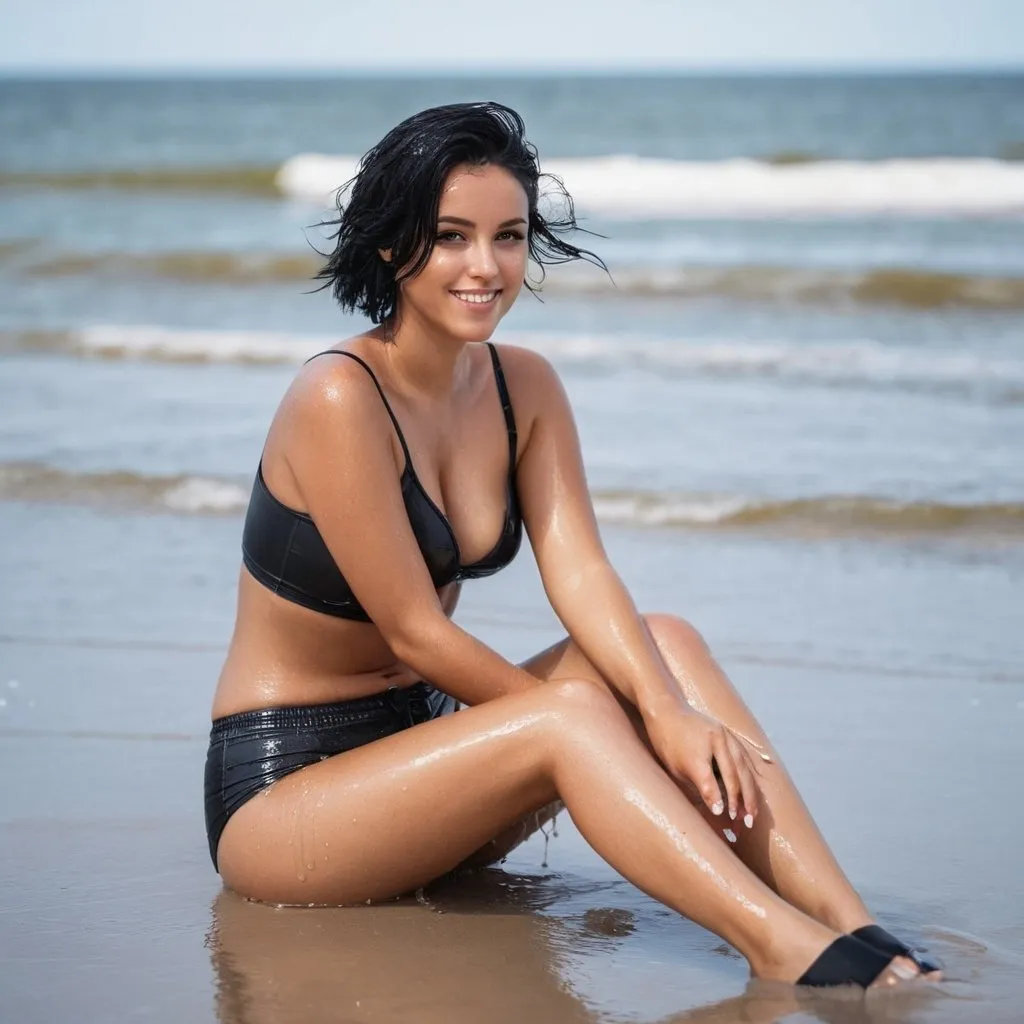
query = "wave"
(24, 250, 319, 284)
(16, 249, 1024, 309)
(590, 491, 1024, 537)
(564, 264, 1024, 310)
(0, 166, 281, 196)
(3, 461, 1020, 539)
(6, 325, 1021, 400)
(6, 156, 1024, 216)
(278, 154, 1024, 217)
(0, 462, 249, 514)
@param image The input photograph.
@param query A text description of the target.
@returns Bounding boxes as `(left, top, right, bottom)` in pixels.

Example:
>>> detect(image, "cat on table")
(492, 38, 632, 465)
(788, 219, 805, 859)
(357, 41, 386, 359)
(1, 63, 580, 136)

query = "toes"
(873, 955, 923, 987)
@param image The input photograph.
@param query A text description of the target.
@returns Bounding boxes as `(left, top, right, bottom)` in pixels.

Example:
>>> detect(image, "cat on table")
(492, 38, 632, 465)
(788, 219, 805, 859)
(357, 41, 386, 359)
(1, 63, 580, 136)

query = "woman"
(205, 102, 939, 990)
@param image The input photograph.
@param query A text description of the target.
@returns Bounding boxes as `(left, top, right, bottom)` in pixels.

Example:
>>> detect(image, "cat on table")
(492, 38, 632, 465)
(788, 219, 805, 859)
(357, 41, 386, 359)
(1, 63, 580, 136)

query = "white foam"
(511, 333, 1024, 391)
(276, 154, 1024, 218)
(592, 492, 751, 527)
(76, 324, 332, 363)
(162, 477, 249, 513)
(51, 325, 1024, 394)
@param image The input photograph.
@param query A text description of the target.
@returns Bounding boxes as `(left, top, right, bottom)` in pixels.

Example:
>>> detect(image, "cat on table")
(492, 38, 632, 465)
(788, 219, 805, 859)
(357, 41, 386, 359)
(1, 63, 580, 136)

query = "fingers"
(697, 750, 726, 817)
(708, 731, 762, 827)
(711, 730, 742, 821)
(728, 733, 760, 827)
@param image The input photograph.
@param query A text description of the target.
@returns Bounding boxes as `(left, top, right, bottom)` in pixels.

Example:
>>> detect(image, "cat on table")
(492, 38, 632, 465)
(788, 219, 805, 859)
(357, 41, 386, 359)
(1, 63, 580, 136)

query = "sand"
(1, 514, 1022, 1022)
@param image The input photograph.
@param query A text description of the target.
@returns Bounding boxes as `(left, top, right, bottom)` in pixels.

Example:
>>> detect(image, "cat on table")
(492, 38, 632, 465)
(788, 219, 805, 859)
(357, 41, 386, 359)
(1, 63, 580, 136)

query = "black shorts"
(204, 682, 457, 870)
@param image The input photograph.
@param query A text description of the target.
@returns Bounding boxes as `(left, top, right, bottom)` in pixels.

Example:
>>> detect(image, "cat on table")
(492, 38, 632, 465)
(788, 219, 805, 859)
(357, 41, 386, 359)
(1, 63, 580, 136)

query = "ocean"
(1, 73, 1022, 1023)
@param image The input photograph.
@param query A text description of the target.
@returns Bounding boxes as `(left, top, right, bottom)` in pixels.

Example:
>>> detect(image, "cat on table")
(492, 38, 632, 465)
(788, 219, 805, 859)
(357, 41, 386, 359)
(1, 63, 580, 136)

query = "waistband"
(210, 682, 440, 739)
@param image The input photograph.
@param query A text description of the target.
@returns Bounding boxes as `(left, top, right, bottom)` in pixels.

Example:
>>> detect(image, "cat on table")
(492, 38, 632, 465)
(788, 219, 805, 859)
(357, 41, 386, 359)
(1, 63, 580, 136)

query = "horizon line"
(1, 62, 1022, 80)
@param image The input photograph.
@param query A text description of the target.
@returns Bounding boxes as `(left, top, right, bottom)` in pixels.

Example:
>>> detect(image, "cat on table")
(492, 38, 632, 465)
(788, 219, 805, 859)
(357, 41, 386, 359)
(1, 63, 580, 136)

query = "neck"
(377, 311, 472, 402)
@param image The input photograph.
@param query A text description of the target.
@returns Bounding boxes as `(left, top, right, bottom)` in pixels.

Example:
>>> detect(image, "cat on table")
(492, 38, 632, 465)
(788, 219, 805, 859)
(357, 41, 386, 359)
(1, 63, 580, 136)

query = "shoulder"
(490, 342, 566, 407)
(285, 345, 387, 424)
(272, 343, 401, 467)
(488, 343, 577, 465)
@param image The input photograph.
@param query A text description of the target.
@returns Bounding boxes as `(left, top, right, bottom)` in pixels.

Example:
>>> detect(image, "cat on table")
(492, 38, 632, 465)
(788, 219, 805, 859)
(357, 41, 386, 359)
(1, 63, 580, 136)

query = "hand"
(641, 696, 761, 826)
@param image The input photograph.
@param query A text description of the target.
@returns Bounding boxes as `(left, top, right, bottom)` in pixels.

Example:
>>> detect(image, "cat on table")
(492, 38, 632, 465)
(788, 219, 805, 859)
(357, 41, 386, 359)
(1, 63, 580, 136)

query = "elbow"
(383, 609, 453, 674)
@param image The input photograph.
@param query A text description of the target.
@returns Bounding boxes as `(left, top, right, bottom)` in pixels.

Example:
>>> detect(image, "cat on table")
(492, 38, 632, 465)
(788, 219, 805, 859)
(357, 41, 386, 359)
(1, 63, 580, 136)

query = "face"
(393, 162, 530, 344)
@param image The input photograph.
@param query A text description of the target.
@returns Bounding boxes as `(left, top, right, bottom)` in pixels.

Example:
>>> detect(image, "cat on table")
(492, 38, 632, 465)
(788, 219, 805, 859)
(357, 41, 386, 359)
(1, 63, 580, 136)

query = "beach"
(1, 73, 1023, 1021)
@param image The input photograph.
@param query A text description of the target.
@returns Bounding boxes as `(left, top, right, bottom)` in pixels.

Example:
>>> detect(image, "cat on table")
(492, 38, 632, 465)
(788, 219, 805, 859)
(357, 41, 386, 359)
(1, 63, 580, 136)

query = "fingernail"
(743, 813, 754, 829)
(891, 962, 918, 981)
(712, 801, 724, 816)
(729, 807, 737, 820)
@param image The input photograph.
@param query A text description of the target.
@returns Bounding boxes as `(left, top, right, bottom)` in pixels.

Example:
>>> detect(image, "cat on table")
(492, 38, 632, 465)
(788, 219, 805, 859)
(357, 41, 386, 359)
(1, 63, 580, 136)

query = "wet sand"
(1, 511, 1022, 1022)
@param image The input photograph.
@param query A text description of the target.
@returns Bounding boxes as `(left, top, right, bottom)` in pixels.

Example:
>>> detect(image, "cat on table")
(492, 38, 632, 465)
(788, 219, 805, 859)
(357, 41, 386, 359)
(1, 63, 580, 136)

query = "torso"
(211, 339, 521, 719)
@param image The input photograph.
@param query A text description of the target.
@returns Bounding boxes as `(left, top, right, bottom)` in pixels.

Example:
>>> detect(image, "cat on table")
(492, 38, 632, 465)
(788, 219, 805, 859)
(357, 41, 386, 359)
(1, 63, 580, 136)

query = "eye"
(497, 230, 526, 242)
(435, 230, 464, 243)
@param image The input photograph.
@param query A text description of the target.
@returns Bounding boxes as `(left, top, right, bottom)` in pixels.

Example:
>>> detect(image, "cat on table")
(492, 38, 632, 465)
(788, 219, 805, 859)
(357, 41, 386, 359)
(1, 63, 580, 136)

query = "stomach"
(210, 569, 460, 719)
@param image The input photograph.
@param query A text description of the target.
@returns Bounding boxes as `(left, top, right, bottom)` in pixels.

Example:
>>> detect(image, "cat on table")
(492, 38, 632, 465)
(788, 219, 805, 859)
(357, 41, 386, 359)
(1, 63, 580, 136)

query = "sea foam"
(4, 325, 1021, 400)
(277, 154, 1024, 217)
(2, 460, 1020, 539)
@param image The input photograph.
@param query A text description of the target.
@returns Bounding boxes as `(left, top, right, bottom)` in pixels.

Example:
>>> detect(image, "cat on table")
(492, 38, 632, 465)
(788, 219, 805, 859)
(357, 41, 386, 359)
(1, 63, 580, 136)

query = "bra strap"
(485, 343, 518, 476)
(305, 349, 413, 464)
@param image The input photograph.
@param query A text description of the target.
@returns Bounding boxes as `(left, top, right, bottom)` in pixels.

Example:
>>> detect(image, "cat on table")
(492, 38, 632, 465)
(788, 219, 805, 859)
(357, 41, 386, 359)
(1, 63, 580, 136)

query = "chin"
(435, 311, 503, 344)
(455, 324, 499, 344)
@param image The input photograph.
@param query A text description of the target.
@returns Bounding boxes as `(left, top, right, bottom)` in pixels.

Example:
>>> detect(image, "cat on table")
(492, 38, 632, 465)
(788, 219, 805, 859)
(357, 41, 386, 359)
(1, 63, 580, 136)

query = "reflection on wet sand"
(661, 981, 941, 1024)
(206, 867, 944, 1024)
(207, 870, 600, 1024)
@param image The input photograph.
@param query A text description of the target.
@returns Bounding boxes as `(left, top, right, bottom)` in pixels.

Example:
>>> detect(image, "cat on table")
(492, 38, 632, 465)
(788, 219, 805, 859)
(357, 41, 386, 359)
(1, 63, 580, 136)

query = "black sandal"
(797, 934, 903, 988)
(851, 924, 942, 976)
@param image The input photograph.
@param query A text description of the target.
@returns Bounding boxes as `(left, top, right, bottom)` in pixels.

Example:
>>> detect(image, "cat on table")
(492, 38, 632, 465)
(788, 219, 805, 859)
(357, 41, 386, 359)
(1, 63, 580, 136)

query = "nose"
(467, 239, 499, 280)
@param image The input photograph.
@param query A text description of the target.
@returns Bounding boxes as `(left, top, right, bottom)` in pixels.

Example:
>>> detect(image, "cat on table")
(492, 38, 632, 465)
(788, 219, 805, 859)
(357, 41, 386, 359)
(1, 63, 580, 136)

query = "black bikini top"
(241, 343, 523, 622)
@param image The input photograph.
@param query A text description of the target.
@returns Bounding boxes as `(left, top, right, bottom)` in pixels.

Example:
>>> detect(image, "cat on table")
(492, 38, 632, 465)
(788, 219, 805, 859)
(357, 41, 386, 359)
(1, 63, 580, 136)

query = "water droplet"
(0, 698, 7, 708)
(970, 698, 981, 707)
(7, 680, 19, 689)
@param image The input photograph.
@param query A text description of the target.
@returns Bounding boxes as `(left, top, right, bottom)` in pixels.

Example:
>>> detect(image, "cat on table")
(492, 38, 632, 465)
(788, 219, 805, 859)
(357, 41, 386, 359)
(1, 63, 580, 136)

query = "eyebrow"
(437, 216, 527, 229)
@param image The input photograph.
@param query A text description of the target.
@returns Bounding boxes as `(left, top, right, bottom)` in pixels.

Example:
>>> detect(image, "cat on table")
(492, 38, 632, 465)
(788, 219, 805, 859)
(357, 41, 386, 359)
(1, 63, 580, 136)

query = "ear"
(378, 248, 393, 263)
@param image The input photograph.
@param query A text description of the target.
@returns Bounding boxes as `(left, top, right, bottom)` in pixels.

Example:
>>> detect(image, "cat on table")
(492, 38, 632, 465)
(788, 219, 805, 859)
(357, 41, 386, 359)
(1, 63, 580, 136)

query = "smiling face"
(393, 162, 530, 344)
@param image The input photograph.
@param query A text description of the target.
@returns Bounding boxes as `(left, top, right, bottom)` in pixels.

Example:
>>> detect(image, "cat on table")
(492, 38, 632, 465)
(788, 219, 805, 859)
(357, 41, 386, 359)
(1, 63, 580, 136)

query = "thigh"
(521, 621, 771, 757)
(517, 631, 760, 841)
(217, 683, 568, 907)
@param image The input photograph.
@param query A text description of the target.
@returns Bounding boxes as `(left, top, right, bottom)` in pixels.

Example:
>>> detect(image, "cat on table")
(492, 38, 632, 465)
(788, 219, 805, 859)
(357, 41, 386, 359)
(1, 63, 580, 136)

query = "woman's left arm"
(505, 345, 680, 715)
(504, 345, 760, 819)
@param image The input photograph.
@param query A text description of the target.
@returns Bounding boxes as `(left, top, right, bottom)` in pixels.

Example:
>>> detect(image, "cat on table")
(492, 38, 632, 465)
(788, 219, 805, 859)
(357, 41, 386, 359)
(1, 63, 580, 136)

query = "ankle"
(825, 905, 874, 936)
(746, 916, 837, 982)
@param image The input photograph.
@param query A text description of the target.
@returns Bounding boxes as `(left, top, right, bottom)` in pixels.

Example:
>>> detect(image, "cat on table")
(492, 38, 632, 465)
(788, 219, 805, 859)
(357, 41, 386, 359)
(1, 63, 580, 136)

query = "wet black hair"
(312, 101, 605, 326)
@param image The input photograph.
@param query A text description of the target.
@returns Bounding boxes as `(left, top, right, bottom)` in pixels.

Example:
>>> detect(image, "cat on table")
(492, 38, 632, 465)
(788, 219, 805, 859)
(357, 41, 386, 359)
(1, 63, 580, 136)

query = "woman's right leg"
(217, 678, 914, 986)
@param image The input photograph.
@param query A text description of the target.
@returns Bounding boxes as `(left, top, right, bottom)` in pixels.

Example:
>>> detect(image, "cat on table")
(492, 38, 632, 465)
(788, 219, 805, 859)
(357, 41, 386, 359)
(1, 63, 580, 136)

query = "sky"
(0, 0, 1021, 74)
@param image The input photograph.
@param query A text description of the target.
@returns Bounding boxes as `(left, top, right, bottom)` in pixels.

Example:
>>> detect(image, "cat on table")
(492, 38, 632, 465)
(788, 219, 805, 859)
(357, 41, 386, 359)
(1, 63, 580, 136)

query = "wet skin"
(212, 164, 930, 988)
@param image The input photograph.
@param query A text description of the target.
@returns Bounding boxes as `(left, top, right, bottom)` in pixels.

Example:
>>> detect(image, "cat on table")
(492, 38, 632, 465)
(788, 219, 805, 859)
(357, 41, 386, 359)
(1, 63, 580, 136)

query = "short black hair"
(312, 101, 605, 326)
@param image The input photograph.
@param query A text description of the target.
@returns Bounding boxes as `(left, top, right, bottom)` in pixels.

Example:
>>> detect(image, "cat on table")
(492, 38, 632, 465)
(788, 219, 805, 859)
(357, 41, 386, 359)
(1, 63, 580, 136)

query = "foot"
(850, 923, 943, 978)
(797, 935, 925, 989)
(756, 927, 926, 989)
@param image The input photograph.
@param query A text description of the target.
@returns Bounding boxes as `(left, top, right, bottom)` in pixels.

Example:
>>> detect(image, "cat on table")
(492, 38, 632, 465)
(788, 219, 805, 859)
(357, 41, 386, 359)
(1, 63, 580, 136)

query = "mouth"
(451, 289, 501, 308)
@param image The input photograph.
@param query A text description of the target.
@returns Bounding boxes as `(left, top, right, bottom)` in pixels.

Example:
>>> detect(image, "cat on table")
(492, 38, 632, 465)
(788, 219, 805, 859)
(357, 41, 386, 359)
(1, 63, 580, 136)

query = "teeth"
(453, 291, 498, 304)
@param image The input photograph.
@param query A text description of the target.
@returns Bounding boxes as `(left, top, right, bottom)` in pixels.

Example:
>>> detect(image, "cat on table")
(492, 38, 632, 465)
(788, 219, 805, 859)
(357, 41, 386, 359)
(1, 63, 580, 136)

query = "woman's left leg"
(520, 612, 874, 936)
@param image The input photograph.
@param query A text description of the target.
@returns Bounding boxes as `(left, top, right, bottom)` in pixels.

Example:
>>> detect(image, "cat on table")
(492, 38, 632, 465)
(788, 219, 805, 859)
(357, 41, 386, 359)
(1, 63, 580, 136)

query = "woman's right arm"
(281, 360, 540, 706)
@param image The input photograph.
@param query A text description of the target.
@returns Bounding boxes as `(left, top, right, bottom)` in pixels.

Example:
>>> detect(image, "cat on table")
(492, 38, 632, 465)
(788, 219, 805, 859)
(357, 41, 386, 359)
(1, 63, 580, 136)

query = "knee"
(542, 676, 624, 724)
(643, 611, 710, 659)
